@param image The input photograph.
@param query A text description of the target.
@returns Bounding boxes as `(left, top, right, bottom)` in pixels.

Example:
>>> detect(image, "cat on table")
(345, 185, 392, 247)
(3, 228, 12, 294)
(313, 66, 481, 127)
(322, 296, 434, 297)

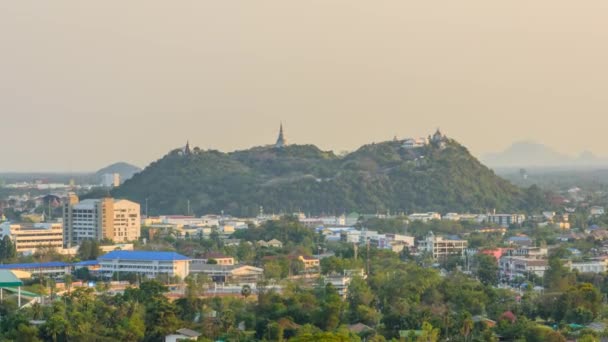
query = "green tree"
(475, 254, 499, 286)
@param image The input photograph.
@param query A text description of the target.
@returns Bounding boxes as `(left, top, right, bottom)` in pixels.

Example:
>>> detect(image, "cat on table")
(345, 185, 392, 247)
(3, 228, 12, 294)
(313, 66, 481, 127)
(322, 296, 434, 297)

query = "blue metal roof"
(0, 262, 70, 269)
(98, 250, 190, 261)
(74, 260, 99, 266)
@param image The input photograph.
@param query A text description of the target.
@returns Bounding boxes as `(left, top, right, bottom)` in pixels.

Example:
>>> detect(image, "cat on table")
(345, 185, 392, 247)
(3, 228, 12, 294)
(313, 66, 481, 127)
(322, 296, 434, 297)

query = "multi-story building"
(101, 173, 120, 188)
(63, 194, 141, 247)
(499, 256, 548, 281)
(417, 232, 468, 260)
(0, 222, 63, 253)
(98, 250, 190, 280)
(567, 260, 607, 274)
(486, 214, 526, 228)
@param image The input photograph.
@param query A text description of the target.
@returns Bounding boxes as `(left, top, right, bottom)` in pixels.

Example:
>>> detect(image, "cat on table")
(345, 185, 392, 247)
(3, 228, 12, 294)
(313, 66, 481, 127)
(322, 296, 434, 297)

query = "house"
(98, 251, 191, 280)
(257, 239, 283, 248)
(347, 323, 374, 335)
(165, 328, 201, 342)
(298, 256, 320, 269)
(267, 239, 283, 248)
(507, 236, 533, 247)
(590, 206, 605, 217)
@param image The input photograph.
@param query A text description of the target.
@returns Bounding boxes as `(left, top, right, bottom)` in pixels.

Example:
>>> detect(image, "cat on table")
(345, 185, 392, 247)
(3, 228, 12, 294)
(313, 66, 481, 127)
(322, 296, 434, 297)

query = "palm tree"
(64, 274, 73, 294)
(461, 317, 474, 342)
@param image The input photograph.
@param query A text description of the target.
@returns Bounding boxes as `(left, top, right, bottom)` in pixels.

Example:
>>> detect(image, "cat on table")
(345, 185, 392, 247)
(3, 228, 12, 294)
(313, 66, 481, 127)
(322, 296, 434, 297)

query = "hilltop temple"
(275, 123, 287, 148)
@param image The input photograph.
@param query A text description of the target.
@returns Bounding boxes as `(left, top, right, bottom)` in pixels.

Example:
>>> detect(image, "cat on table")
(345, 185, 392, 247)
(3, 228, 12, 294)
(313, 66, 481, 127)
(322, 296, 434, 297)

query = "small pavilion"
(0, 270, 24, 307)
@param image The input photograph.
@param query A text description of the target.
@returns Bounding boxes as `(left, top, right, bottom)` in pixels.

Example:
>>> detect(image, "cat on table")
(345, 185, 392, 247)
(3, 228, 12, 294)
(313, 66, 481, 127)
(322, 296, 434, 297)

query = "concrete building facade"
(98, 251, 190, 280)
(0, 222, 63, 254)
(63, 194, 141, 247)
(417, 232, 468, 260)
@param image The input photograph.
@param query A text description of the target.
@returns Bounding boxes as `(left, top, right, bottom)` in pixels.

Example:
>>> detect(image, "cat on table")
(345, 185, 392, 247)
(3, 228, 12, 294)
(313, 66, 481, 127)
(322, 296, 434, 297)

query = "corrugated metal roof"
(0, 270, 24, 287)
(0, 262, 70, 269)
(99, 250, 190, 261)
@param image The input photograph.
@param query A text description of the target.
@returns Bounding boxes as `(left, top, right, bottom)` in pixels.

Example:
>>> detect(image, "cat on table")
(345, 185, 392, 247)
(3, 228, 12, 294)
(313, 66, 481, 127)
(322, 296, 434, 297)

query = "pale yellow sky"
(1, 1, 607, 171)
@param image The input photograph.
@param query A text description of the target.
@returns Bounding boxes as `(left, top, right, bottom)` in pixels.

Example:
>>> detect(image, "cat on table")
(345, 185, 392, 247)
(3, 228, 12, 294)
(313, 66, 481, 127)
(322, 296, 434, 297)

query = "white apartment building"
(417, 232, 468, 260)
(0, 222, 63, 253)
(98, 251, 191, 280)
(63, 195, 141, 247)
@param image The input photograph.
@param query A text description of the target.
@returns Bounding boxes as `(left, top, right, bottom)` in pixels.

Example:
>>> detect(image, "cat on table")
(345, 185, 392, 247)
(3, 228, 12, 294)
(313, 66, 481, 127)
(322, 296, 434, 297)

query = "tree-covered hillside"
(113, 138, 543, 216)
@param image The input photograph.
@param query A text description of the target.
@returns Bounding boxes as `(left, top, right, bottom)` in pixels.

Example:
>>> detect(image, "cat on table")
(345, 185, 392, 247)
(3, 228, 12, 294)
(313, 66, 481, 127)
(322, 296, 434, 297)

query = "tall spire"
(275, 122, 287, 148)
(184, 140, 192, 155)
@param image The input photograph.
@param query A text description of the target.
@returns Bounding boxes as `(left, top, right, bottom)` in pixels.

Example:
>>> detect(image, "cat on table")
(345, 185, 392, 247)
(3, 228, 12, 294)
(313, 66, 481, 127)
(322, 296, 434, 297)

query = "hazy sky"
(1, 1, 608, 172)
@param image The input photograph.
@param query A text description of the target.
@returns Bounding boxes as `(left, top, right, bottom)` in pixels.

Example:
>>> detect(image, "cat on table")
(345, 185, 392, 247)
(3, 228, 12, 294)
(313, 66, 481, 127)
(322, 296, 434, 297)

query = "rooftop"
(99, 250, 190, 261)
(0, 270, 23, 287)
(0, 262, 71, 270)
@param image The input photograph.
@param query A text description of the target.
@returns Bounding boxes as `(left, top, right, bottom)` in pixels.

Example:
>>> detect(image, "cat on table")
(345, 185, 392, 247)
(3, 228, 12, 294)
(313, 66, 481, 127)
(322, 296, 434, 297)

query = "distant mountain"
(482, 141, 608, 169)
(95, 162, 142, 183)
(112, 136, 544, 216)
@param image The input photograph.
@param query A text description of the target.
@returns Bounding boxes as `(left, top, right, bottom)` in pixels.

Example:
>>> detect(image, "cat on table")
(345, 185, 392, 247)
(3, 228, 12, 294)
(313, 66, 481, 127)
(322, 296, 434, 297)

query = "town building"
(499, 256, 548, 281)
(165, 328, 201, 342)
(323, 269, 365, 298)
(198, 253, 235, 266)
(408, 212, 441, 223)
(0, 262, 71, 279)
(63, 194, 141, 247)
(590, 206, 606, 217)
(417, 232, 468, 260)
(189, 262, 264, 284)
(486, 214, 526, 228)
(101, 173, 120, 188)
(567, 260, 607, 274)
(299, 255, 320, 270)
(98, 251, 191, 280)
(257, 239, 283, 248)
(0, 222, 63, 254)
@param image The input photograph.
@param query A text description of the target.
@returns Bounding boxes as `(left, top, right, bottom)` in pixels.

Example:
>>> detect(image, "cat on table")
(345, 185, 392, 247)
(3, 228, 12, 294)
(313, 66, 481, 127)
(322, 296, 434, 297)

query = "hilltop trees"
(113, 140, 538, 216)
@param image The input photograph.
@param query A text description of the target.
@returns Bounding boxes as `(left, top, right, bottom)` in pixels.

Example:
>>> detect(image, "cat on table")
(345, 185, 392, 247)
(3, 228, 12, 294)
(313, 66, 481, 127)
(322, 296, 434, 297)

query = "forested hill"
(112, 138, 546, 216)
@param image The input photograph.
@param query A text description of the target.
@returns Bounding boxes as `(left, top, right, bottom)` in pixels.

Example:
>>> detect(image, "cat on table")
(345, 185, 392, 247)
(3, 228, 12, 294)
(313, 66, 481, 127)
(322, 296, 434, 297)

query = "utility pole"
(366, 240, 370, 276)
